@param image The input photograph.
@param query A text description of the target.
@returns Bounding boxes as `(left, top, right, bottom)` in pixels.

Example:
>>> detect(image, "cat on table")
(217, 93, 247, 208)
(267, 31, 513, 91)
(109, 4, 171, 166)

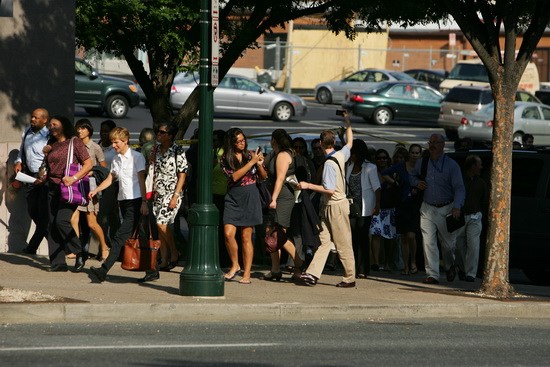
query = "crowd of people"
(15, 107, 490, 287)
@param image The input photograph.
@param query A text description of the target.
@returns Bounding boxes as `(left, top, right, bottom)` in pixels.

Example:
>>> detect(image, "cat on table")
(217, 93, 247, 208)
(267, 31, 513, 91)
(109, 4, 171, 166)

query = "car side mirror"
(90, 71, 99, 80)
(259, 87, 266, 94)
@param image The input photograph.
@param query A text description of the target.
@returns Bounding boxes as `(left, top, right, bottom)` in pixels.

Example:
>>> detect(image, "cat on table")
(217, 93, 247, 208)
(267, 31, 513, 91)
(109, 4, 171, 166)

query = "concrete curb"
(3, 302, 550, 324)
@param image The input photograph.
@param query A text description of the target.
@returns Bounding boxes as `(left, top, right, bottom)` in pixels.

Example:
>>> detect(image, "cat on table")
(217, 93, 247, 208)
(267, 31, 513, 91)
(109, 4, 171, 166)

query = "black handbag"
(257, 179, 272, 209)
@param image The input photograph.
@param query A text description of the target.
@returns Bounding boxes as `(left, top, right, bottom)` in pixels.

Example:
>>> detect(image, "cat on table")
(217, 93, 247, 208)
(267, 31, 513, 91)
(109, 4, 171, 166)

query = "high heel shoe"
(263, 271, 282, 281)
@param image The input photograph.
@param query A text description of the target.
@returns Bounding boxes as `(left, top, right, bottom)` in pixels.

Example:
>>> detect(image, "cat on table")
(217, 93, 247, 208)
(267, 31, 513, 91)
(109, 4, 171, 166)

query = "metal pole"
(179, 0, 224, 296)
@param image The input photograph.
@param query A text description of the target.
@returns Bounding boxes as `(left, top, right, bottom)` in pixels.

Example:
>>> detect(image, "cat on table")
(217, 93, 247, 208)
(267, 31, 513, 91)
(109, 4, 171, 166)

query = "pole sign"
(211, 0, 219, 86)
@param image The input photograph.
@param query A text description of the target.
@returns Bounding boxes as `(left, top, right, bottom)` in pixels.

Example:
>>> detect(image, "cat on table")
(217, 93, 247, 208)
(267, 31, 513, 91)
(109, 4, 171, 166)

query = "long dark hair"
(272, 129, 293, 153)
(223, 128, 249, 170)
(51, 115, 76, 139)
(350, 139, 368, 163)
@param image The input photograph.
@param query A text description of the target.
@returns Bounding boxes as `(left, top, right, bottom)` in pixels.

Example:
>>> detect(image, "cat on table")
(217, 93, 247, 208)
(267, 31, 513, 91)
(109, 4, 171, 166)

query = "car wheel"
(84, 107, 103, 116)
(513, 131, 524, 143)
(272, 102, 293, 122)
(316, 88, 332, 104)
(444, 128, 459, 141)
(372, 107, 392, 125)
(106, 94, 129, 119)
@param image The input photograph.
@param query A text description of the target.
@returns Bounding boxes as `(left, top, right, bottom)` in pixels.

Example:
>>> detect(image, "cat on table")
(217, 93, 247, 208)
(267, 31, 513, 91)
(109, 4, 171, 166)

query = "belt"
(427, 201, 451, 208)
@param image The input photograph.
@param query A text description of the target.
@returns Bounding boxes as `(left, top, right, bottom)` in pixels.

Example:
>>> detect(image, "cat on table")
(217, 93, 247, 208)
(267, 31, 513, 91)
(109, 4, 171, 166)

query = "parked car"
(342, 82, 443, 125)
(404, 69, 448, 89)
(170, 73, 307, 122)
(438, 59, 540, 95)
(438, 85, 541, 140)
(458, 101, 550, 144)
(75, 58, 140, 119)
(314, 68, 417, 105)
(448, 149, 550, 284)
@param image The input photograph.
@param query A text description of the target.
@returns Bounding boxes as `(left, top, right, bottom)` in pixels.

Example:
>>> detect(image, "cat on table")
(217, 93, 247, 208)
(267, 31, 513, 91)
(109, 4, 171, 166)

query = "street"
(76, 101, 445, 154)
(1, 319, 550, 366)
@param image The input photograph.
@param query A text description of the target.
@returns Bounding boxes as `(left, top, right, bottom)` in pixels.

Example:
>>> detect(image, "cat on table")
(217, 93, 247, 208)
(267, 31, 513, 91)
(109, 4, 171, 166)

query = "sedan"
(170, 73, 307, 122)
(314, 68, 417, 104)
(404, 69, 448, 89)
(458, 101, 550, 144)
(342, 82, 444, 125)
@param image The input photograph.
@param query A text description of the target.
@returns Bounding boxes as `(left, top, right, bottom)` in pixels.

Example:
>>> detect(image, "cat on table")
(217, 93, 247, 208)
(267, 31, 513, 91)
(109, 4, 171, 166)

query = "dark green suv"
(449, 149, 550, 284)
(75, 58, 140, 119)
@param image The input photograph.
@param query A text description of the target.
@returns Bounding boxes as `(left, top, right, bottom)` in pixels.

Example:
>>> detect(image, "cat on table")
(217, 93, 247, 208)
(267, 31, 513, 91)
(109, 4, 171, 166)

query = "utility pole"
(179, 0, 224, 296)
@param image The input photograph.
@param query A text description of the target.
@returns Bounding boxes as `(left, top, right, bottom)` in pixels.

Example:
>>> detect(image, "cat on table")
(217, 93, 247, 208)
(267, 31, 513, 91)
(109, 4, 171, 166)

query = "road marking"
(0, 343, 279, 352)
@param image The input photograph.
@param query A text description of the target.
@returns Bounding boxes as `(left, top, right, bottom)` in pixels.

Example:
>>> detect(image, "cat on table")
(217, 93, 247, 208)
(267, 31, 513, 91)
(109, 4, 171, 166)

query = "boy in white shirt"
(88, 127, 152, 282)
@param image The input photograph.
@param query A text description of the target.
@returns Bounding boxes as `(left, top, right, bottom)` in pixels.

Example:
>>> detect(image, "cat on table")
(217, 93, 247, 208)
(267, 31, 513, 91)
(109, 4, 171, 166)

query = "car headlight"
(129, 85, 138, 93)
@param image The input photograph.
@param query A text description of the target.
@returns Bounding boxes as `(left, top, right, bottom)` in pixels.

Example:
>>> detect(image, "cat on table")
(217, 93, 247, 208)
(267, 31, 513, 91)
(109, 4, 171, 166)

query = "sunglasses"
(156, 130, 169, 135)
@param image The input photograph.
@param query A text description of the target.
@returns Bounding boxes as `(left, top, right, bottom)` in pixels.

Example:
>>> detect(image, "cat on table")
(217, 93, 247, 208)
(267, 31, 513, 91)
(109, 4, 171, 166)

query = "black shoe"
(465, 276, 476, 282)
(138, 271, 160, 283)
(74, 253, 86, 273)
(90, 266, 107, 282)
(446, 266, 456, 282)
(299, 273, 317, 286)
(336, 281, 356, 288)
(48, 264, 68, 272)
(458, 270, 466, 281)
(21, 247, 37, 255)
(422, 276, 439, 284)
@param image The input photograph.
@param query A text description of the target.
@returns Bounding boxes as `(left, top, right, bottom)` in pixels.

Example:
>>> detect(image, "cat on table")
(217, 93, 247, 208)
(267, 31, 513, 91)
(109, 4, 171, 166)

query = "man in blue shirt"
(410, 134, 465, 284)
(14, 108, 50, 254)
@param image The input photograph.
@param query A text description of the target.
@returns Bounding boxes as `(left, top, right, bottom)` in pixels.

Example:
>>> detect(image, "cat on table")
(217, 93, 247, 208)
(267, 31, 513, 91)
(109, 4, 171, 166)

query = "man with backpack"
(298, 112, 356, 288)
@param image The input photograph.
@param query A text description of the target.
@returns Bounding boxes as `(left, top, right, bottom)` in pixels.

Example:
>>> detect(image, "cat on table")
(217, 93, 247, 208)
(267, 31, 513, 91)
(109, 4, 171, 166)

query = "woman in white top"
(345, 139, 381, 278)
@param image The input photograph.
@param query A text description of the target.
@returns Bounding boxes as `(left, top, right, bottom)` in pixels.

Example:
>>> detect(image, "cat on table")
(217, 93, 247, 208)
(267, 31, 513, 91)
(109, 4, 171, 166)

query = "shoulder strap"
(420, 156, 429, 180)
(326, 156, 347, 189)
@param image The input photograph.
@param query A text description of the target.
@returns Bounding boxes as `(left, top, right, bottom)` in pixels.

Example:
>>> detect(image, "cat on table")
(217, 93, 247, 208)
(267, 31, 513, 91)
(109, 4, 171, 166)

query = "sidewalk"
(1, 253, 549, 324)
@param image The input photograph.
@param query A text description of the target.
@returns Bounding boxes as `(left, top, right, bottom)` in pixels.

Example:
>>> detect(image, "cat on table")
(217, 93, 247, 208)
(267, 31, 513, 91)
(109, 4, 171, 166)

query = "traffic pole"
(179, 0, 224, 296)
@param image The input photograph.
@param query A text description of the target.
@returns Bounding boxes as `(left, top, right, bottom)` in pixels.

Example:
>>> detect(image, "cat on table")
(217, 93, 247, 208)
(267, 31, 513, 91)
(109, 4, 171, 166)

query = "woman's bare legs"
(157, 223, 177, 268)
(86, 212, 109, 260)
(240, 226, 254, 283)
(370, 235, 381, 270)
(223, 224, 240, 278)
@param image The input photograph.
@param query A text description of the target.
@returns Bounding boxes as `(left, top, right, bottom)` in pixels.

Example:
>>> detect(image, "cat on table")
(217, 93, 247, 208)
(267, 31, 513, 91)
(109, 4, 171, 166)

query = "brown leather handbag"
(121, 217, 161, 271)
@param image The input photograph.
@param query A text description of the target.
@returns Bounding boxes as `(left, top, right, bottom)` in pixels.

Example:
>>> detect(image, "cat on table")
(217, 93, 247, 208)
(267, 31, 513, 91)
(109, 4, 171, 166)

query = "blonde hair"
(109, 127, 129, 142)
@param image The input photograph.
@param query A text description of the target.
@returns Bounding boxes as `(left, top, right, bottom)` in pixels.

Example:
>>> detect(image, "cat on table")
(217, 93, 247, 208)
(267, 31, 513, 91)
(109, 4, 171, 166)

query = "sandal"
(224, 268, 241, 281)
(239, 278, 251, 284)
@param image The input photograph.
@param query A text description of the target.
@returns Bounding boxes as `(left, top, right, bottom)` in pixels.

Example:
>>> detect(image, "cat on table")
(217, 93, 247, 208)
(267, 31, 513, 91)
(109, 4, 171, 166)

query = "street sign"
(211, 0, 219, 87)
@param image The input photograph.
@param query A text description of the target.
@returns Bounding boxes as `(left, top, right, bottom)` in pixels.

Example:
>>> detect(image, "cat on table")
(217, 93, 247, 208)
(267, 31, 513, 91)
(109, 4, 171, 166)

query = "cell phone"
(256, 146, 261, 154)
(335, 109, 345, 116)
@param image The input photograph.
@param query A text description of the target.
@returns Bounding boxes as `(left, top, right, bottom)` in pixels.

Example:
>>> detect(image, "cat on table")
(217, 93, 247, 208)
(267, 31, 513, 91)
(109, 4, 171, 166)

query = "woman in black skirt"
(220, 128, 267, 284)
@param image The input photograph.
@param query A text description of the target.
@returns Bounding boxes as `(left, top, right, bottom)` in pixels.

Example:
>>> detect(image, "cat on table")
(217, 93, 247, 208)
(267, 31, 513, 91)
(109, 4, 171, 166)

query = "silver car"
(458, 101, 550, 143)
(314, 68, 416, 105)
(170, 73, 307, 122)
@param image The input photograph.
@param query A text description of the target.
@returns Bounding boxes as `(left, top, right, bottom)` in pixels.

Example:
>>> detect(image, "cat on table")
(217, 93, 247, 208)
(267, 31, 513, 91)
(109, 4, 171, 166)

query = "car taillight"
(350, 95, 364, 103)
(460, 117, 468, 125)
(487, 120, 493, 127)
(171, 85, 178, 93)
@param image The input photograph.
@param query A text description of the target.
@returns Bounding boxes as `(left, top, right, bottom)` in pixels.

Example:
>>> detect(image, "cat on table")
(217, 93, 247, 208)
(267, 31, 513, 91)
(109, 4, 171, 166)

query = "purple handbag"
(60, 137, 90, 206)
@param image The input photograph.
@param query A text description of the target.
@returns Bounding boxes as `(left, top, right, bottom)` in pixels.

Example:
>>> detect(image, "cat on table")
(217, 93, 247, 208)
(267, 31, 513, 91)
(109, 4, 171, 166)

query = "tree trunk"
(480, 65, 517, 298)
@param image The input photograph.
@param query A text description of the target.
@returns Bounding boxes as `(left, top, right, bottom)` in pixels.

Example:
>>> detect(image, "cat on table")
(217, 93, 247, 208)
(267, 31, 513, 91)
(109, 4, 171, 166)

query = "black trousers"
(46, 183, 83, 266)
(25, 181, 49, 252)
(100, 198, 142, 273)
(350, 215, 372, 276)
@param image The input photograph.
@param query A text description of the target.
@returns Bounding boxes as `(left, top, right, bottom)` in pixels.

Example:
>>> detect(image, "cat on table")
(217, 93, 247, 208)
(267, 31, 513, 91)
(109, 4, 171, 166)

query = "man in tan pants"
(298, 112, 356, 288)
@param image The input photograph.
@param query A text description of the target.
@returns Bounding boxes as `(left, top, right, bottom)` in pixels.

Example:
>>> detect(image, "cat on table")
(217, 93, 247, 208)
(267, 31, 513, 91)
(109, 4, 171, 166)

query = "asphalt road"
(1, 318, 550, 366)
(76, 101, 445, 154)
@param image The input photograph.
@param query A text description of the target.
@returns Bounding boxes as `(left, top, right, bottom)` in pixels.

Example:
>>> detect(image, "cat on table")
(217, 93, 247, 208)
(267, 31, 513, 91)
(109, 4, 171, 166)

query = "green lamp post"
(179, 0, 224, 296)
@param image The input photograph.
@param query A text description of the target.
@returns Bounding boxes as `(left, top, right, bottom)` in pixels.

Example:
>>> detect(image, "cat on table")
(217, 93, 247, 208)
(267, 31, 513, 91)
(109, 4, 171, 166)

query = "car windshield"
(445, 88, 493, 104)
(174, 72, 199, 84)
(448, 64, 490, 83)
(389, 72, 417, 81)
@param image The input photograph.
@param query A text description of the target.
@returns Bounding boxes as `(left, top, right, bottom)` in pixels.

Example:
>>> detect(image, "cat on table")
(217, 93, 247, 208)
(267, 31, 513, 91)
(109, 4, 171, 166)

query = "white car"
(314, 68, 416, 105)
(458, 101, 550, 144)
(170, 73, 307, 122)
